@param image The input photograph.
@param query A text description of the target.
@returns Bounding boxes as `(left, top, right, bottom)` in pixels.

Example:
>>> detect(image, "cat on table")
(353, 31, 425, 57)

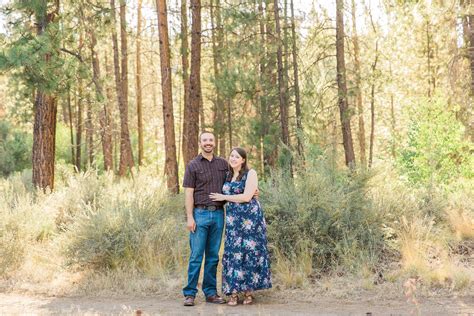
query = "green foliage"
(397, 97, 473, 185)
(262, 150, 385, 271)
(62, 171, 188, 272)
(0, 120, 31, 176)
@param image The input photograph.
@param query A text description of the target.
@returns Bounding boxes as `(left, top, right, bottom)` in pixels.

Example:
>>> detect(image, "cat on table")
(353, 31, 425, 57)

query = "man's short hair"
(199, 131, 215, 141)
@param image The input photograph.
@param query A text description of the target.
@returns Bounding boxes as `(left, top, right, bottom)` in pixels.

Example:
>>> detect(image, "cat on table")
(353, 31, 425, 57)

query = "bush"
(397, 97, 473, 185)
(62, 171, 188, 273)
(262, 153, 385, 272)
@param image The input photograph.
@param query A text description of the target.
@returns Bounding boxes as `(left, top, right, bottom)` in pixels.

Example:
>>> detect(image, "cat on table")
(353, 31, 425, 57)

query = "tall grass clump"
(61, 170, 188, 275)
(0, 172, 57, 276)
(262, 151, 385, 277)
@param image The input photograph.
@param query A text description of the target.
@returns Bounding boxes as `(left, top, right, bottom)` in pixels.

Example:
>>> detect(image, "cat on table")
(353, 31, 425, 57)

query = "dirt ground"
(1, 292, 473, 315)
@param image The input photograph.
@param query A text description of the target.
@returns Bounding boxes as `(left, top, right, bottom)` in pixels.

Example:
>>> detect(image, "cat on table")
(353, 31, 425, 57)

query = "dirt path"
(1, 293, 473, 315)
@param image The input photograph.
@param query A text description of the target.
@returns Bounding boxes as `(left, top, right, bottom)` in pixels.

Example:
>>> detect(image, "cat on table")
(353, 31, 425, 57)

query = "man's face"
(200, 133, 215, 154)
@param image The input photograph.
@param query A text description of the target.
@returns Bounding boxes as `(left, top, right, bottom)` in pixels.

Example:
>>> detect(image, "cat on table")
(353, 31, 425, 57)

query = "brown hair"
(227, 147, 249, 181)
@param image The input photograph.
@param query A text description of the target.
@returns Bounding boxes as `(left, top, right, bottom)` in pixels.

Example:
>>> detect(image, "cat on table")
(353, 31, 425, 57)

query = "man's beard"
(201, 145, 214, 153)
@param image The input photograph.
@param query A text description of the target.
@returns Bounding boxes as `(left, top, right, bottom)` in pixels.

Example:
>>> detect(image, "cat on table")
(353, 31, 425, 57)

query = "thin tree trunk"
(336, 0, 356, 167)
(104, 53, 115, 172)
(90, 31, 114, 171)
(274, 0, 290, 146)
(156, 0, 179, 193)
(183, 0, 202, 165)
(136, 0, 144, 166)
(467, 15, 474, 95)
(86, 95, 94, 166)
(258, 0, 267, 172)
(181, 0, 191, 166)
(75, 80, 83, 171)
(111, 0, 134, 176)
(351, 0, 366, 168)
(67, 90, 75, 166)
(368, 41, 378, 168)
(426, 20, 432, 98)
(210, 0, 225, 156)
(290, 0, 303, 157)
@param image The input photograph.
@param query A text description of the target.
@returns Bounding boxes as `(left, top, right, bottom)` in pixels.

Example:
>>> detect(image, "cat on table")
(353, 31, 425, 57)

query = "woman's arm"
(209, 169, 258, 203)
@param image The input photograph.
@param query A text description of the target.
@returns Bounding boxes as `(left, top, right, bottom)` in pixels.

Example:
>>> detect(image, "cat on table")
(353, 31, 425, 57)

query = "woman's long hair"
(226, 147, 249, 182)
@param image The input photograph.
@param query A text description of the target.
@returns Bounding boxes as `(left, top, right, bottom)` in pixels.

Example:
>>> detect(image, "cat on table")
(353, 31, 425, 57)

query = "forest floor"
(1, 291, 473, 315)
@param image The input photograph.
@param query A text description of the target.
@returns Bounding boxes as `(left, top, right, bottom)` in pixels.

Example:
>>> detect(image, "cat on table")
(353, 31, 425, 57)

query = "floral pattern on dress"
(222, 171, 272, 295)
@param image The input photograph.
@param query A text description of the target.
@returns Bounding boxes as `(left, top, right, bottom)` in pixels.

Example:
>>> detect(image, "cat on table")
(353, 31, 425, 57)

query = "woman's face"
(229, 150, 245, 169)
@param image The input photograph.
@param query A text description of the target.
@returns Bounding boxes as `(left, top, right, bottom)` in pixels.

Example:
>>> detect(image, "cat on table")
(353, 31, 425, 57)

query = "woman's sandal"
(243, 292, 253, 305)
(227, 293, 239, 306)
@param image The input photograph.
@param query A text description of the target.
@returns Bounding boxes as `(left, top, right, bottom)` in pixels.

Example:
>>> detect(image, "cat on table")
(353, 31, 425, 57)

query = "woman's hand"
(209, 193, 226, 201)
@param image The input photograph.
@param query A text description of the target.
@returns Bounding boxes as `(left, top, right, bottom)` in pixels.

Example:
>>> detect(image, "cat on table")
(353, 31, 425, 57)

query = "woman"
(209, 147, 272, 306)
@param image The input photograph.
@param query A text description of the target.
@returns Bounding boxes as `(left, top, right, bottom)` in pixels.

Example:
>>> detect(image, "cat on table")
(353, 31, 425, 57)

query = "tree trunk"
(183, 0, 202, 165)
(86, 95, 94, 166)
(136, 0, 144, 166)
(351, 0, 366, 168)
(67, 90, 75, 166)
(468, 15, 474, 95)
(369, 41, 379, 168)
(104, 53, 116, 172)
(290, 0, 303, 157)
(156, 0, 180, 193)
(336, 0, 356, 167)
(210, 0, 226, 156)
(75, 80, 83, 171)
(274, 0, 290, 146)
(33, 93, 57, 190)
(180, 0, 191, 165)
(90, 31, 114, 171)
(111, 0, 134, 176)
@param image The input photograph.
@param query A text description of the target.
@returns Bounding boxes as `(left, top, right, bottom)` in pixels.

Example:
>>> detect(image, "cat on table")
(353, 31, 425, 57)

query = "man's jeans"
(183, 208, 224, 298)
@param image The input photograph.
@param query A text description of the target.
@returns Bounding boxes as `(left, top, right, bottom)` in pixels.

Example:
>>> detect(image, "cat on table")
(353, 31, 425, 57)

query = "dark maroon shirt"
(183, 154, 229, 208)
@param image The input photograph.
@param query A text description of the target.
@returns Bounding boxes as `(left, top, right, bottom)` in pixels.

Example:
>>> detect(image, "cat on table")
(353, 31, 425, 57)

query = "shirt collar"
(199, 153, 215, 162)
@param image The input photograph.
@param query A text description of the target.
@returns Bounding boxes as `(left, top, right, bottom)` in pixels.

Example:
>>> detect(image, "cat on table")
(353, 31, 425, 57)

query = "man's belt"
(195, 205, 220, 211)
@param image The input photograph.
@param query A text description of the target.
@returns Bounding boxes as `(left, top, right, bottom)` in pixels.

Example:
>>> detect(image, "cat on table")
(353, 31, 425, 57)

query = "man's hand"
(187, 217, 196, 233)
(253, 188, 260, 200)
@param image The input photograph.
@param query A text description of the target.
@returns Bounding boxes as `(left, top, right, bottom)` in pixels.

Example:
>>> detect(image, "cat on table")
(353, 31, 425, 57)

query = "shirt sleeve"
(183, 164, 196, 188)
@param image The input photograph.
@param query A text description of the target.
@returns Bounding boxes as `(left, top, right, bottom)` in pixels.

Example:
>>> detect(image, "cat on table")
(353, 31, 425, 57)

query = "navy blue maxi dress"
(221, 170, 272, 295)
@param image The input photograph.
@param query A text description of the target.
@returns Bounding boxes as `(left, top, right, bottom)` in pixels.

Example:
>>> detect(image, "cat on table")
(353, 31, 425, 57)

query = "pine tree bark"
(369, 41, 379, 168)
(136, 0, 144, 166)
(351, 0, 366, 168)
(210, 0, 226, 156)
(86, 95, 94, 166)
(183, 0, 202, 165)
(67, 90, 75, 166)
(156, 0, 180, 193)
(181, 0, 191, 165)
(75, 80, 83, 171)
(31, 0, 60, 191)
(274, 0, 290, 146)
(290, 0, 303, 157)
(90, 31, 114, 171)
(111, 0, 134, 176)
(336, 0, 356, 167)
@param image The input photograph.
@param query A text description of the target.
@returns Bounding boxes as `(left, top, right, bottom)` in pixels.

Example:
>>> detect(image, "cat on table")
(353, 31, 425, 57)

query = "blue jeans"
(183, 208, 224, 298)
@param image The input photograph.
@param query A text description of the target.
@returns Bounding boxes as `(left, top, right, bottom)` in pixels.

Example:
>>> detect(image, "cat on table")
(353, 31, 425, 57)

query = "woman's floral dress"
(222, 170, 272, 295)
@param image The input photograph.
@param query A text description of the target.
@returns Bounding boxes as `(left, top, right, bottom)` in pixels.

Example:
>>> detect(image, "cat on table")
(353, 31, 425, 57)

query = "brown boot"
(206, 294, 226, 304)
(183, 296, 195, 306)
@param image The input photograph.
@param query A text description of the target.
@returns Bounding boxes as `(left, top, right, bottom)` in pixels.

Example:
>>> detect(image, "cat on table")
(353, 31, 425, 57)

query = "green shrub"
(262, 153, 385, 271)
(0, 120, 31, 177)
(397, 97, 473, 185)
(62, 173, 188, 273)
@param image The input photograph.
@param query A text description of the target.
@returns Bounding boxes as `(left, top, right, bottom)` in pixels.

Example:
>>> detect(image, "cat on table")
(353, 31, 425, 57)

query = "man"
(182, 132, 228, 306)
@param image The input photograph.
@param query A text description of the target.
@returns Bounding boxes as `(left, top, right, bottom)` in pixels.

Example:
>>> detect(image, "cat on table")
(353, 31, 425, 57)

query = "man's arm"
(185, 187, 196, 232)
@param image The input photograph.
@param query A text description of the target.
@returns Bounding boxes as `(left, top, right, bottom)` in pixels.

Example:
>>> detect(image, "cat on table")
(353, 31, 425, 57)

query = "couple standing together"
(182, 132, 272, 306)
